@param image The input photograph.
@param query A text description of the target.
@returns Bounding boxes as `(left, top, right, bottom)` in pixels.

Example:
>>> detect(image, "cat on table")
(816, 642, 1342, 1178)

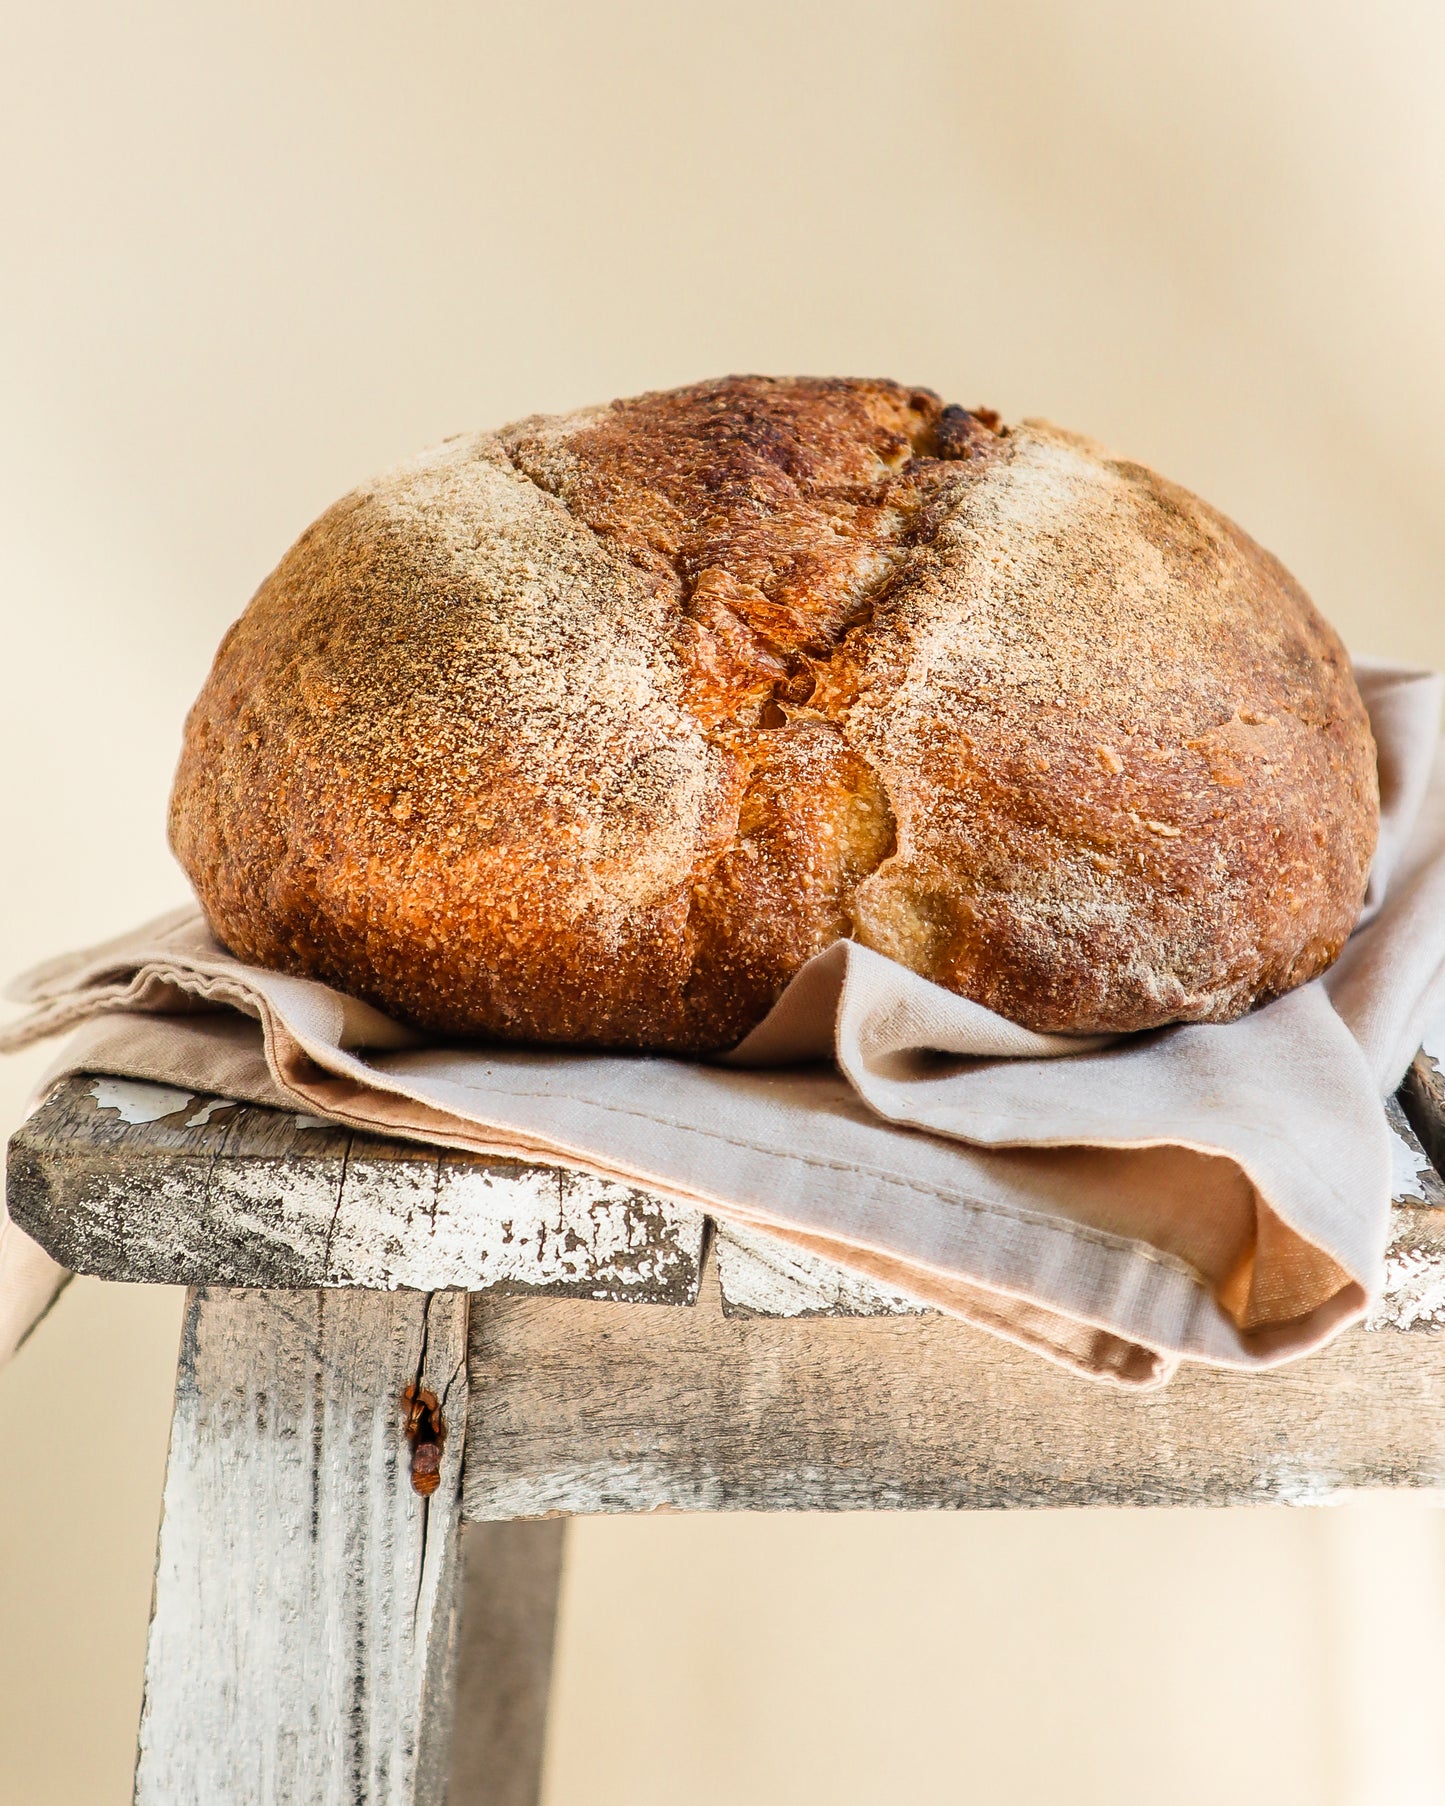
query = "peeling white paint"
(184, 1098, 238, 1129)
(1370, 1247, 1445, 1331)
(76, 1137, 706, 1299)
(1385, 1093, 1444, 1207)
(89, 1078, 195, 1124)
(319, 1160, 709, 1297)
(1389, 1120, 1437, 1204)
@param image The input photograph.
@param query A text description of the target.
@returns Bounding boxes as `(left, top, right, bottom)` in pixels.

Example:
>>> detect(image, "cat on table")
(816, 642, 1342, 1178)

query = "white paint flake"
(1390, 1120, 1437, 1204)
(90, 1078, 195, 1125)
(184, 1098, 238, 1129)
(1369, 1247, 1445, 1332)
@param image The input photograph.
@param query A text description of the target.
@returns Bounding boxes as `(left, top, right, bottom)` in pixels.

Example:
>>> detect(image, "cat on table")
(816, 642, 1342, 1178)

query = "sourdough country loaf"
(170, 377, 1380, 1050)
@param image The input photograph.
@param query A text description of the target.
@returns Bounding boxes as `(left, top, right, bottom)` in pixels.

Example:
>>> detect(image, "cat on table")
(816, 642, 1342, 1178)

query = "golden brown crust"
(170, 377, 1379, 1048)
(842, 422, 1378, 1030)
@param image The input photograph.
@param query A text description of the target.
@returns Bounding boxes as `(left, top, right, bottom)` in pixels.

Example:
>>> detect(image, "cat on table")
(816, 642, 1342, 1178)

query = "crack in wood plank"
(321, 1133, 356, 1283)
(136, 1286, 470, 1805)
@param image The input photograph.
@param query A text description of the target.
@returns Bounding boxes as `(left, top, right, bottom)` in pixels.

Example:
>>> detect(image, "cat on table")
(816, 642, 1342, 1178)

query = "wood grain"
(715, 1220, 930, 1318)
(462, 1267, 1445, 1518)
(7, 1076, 705, 1303)
(14, 1073, 1445, 1327)
(447, 1522, 566, 1806)
(135, 1286, 469, 1806)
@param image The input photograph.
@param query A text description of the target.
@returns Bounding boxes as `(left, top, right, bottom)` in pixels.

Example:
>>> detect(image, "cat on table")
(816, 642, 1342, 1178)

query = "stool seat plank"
(716, 1217, 931, 1319)
(11, 1073, 1445, 1328)
(8, 1076, 706, 1304)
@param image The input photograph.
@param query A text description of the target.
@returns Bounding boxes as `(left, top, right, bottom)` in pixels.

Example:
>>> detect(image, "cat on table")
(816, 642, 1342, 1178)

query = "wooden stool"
(9, 1061, 1445, 1805)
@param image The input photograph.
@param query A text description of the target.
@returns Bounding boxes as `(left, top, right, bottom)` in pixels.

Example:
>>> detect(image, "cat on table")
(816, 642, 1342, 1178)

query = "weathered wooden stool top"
(8, 1054, 1445, 1805)
(12, 1062, 1445, 1514)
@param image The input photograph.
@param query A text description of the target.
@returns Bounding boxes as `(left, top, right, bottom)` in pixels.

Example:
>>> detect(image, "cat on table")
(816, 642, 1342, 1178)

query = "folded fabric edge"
(1, 903, 202, 1006)
(42, 1000, 1369, 1382)
(29, 1042, 1176, 1390)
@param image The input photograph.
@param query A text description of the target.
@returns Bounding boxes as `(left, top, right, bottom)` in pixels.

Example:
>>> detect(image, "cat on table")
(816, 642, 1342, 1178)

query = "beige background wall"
(3, 3, 1444, 1802)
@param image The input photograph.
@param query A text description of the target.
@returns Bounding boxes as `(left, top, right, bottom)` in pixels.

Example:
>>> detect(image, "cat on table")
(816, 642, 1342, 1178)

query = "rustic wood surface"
(134, 1285, 470, 1806)
(17, 1049, 1436, 1793)
(8, 1049, 1441, 1791)
(7, 1075, 705, 1304)
(715, 1218, 931, 1319)
(462, 1264, 1445, 1518)
(1385, 1092, 1445, 1210)
(447, 1522, 566, 1806)
(1376, 1095, 1445, 1330)
(11, 1069, 1445, 1325)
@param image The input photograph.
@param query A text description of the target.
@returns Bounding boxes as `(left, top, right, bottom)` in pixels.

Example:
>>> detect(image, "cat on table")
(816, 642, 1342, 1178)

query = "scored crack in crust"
(169, 375, 1380, 1049)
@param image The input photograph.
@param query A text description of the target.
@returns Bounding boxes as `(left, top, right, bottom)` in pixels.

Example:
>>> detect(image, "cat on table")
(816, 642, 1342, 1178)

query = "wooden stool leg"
(134, 1285, 470, 1806)
(447, 1520, 567, 1806)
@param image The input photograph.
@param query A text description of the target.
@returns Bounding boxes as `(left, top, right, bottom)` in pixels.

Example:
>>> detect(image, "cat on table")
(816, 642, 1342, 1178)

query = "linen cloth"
(4, 663, 1443, 1388)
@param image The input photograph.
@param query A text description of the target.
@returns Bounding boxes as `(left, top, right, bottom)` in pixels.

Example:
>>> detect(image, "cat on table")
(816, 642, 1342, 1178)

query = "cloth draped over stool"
(4, 663, 1444, 1389)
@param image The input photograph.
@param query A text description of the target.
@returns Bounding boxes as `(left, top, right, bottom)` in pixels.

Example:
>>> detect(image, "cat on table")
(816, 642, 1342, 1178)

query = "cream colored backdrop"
(3, 4, 1444, 1803)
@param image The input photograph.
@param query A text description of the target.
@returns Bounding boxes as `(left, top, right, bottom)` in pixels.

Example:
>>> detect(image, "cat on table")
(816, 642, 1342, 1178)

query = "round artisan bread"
(169, 376, 1380, 1050)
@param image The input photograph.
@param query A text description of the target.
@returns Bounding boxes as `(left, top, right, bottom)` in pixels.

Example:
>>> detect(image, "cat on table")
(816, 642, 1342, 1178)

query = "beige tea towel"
(4, 662, 1444, 1389)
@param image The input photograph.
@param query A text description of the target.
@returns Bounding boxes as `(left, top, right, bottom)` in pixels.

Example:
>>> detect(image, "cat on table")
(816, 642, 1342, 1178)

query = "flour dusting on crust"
(170, 378, 1379, 1048)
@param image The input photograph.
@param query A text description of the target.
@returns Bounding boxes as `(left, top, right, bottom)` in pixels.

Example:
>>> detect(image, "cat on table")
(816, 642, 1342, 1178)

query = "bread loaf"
(170, 376, 1379, 1050)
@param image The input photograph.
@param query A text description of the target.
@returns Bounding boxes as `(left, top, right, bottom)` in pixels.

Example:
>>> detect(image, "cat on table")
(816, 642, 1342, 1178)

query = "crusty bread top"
(170, 376, 1379, 1048)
